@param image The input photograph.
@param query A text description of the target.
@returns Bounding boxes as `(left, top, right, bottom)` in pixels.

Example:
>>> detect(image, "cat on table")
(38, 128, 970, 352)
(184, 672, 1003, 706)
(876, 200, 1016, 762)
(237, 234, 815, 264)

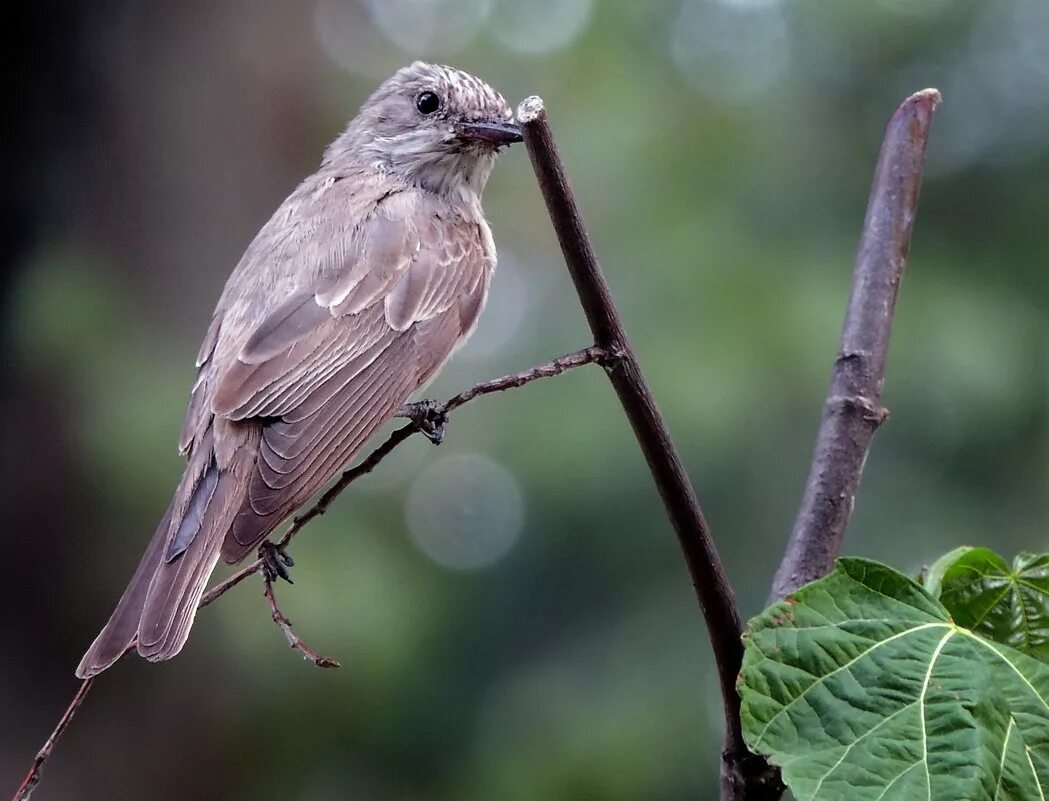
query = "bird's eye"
(416, 91, 441, 115)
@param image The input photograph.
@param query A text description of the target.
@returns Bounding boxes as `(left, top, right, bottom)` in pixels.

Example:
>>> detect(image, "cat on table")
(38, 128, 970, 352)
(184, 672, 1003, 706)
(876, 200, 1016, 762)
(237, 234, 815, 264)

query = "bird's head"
(333, 62, 521, 201)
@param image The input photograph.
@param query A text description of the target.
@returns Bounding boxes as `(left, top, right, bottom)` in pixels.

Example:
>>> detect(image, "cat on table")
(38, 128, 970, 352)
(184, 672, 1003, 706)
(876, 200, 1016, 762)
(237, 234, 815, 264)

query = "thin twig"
(262, 576, 341, 668)
(201, 344, 608, 607)
(13, 345, 605, 801)
(13, 679, 95, 801)
(769, 89, 941, 603)
(443, 345, 611, 412)
(517, 98, 780, 801)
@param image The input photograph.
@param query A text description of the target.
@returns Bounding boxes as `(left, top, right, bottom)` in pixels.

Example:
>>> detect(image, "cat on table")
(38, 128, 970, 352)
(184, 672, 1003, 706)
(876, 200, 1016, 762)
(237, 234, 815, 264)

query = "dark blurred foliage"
(4, 1, 1047, 799)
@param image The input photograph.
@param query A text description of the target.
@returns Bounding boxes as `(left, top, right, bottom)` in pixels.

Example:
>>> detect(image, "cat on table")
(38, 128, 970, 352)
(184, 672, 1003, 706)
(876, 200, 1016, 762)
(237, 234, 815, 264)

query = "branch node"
(827, 394, 890, 427)
(835, 349, 869, 368)
(596, 344, 627, 373)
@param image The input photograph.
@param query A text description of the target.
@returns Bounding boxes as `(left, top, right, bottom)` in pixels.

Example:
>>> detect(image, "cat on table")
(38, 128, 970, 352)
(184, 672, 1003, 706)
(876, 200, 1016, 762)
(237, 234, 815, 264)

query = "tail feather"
(76, 424, 251, 676)
(166, 462, 220, 561)
(137, 459, 237, 662)
(75, 501, 174, 679)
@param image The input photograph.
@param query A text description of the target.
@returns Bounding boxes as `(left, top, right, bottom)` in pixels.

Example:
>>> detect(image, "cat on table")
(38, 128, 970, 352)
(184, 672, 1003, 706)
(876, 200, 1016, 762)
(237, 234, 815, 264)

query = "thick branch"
(516, 98, 776, 801)
(13, 345, 604, 801)
(769, 89, 941, 603)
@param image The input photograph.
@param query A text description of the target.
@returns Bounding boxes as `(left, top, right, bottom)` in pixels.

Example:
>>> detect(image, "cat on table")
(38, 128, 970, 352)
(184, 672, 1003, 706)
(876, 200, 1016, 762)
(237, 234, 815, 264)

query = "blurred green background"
(4, 1, 1047, 799)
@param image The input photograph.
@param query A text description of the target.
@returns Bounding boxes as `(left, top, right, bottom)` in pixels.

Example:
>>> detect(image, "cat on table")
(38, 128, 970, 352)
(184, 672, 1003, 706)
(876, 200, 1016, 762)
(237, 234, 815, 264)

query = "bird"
(76, 62, 522, 678)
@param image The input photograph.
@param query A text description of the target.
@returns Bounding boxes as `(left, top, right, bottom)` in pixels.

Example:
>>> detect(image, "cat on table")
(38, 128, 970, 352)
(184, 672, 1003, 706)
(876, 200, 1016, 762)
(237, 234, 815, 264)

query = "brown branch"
(262, 576, 341, 668)
(13, 678, 95, 801)
(443, 344, 611, 412)
(769, 88, 941, 603)
(13, 345, 605, 801)
(517, 98, 781, 801)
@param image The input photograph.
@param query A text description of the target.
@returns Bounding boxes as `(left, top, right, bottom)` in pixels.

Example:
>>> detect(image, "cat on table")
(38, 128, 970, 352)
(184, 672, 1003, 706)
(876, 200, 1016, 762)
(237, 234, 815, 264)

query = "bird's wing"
(207, 189, 490, 558)
(178, 312, 223, 455)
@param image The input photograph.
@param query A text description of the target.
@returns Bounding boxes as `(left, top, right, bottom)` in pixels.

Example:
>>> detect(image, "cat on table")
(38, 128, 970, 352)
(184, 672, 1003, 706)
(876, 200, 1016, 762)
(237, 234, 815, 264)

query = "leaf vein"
(969, 584, 1014, 630)
(959, 630, 1049, 713)
(920, 630, 955, 800)
(1026, 746, 1046, 801)
(873, 760, 922, 801)
(753, 622, 947, 747)
(809, 700, 920, 797)
(992, 716, 1015, 801)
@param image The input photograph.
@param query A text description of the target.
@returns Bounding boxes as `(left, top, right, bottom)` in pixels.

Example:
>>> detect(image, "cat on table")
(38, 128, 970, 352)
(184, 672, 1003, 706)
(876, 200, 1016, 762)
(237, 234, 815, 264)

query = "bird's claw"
(259, 541, 295, 584)
(398, 399, 447, 445)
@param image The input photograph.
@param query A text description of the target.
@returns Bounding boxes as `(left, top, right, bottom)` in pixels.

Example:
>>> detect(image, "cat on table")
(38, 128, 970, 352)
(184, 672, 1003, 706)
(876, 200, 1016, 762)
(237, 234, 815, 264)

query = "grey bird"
(76, 62, 521, 678)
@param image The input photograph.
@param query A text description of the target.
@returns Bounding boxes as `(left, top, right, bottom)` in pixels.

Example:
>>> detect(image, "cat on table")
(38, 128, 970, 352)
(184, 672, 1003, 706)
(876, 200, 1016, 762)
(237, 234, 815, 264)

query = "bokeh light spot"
(490, 0, 593, 55)
(406, 453, 524, 571)
(313, 0, 398, 79)
(366, 0, 493, 55)
(671, 0, 790, 105)
(876, 0, 954, 16)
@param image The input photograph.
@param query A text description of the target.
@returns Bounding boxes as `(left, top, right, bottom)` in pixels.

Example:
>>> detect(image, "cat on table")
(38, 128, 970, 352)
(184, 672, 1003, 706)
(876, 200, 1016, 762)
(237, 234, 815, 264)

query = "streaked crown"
(329, 63, 517, 199)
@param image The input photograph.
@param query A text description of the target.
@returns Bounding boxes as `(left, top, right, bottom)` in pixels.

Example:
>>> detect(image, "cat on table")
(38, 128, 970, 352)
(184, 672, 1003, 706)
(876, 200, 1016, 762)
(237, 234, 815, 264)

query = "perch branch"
(12, 345, 606, 801)
(517, 97, 777, 801)
(443, 345, 611, 412)
(769, 88, 941, 602)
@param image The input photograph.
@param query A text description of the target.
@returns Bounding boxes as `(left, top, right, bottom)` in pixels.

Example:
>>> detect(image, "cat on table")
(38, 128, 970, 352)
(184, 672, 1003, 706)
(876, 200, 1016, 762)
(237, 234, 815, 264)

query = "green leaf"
(740, 558, 1049, 801)
(919, 545, 973, 598)
(939, 549, 1049, 661)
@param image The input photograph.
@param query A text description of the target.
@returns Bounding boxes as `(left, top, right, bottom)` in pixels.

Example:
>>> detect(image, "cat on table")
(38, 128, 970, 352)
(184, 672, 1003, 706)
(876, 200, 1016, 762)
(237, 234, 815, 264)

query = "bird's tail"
(74, 499, 174, 677)
(76, 432, 243, 678)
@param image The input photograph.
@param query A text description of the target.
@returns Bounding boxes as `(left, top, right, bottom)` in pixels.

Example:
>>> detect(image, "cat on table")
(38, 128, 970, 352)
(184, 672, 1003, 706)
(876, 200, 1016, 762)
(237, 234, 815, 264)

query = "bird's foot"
(259, 541, 295, 584)
(397, 399, 448, 445)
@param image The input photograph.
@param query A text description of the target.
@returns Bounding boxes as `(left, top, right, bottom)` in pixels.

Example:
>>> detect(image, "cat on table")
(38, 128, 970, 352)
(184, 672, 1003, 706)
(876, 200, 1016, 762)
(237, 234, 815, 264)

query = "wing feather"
(206, 191, 491, 563)
(179, 313, 224, 454)
(258, 347, 401, 470)
(317, 213, 414, 314)
(239, 293, 332, 365)
(215, 311, 387, 420)
(254, 375, 408, 509)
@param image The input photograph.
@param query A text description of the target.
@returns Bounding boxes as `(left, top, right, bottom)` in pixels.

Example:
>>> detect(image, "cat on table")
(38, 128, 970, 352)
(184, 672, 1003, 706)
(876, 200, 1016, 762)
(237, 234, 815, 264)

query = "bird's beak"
(454, 121, 524, 147)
